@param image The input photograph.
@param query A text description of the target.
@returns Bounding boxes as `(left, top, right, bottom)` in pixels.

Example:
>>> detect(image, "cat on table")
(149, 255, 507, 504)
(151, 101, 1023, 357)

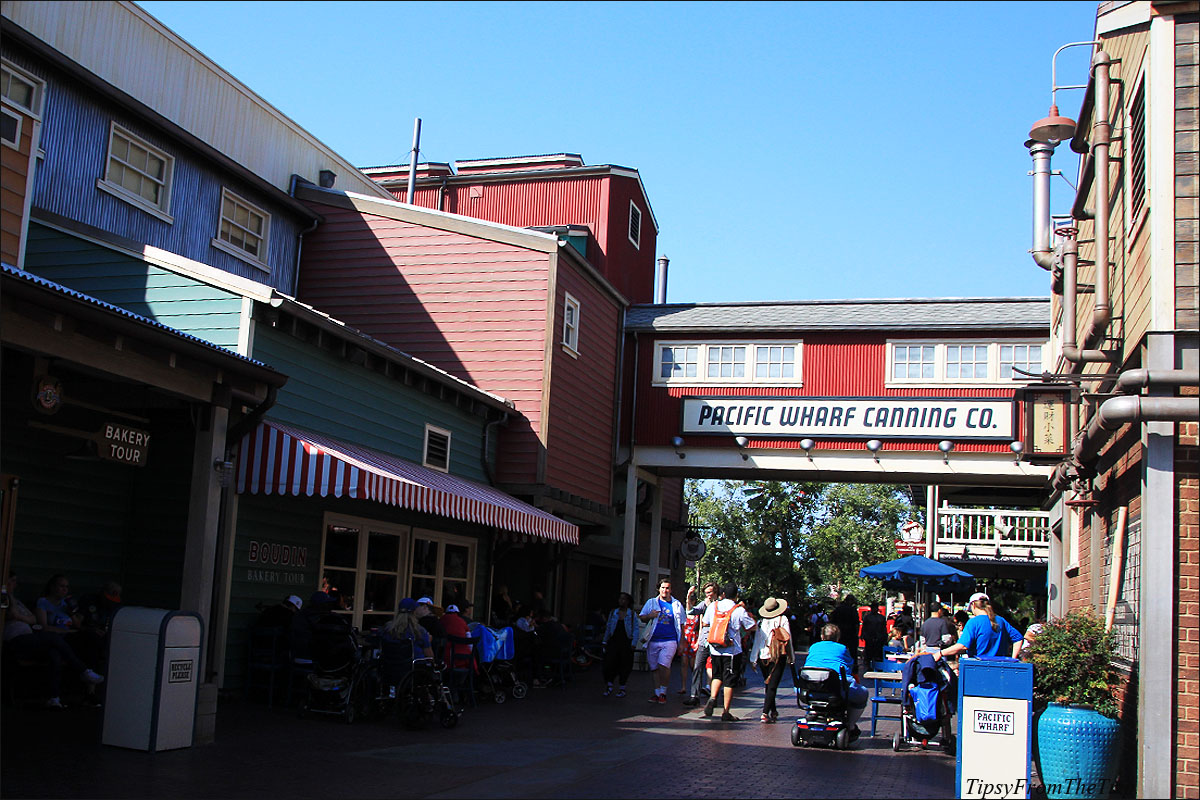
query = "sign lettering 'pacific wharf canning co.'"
(681, 397, 1015, 440)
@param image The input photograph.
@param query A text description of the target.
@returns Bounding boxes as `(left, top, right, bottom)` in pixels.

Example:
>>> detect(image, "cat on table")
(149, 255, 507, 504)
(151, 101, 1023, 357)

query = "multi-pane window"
(889, 340, 1047, 384)
(656, 341, 802, 385)
(410, 531, 475, 609)
(2, 60, 43, 148)
(946, 344, 989, 379)
(661, 345, 699, 379)
(707, 346, 746, 378)
(893, 344, 936, 380)
(319, 516, 407, 632)
(215, 188, 270, 265)
(562, 294, 580, 352)
(100, 123, 173, 218)
(755, 345, 795, 379)
(1000, 344, 1043, 380)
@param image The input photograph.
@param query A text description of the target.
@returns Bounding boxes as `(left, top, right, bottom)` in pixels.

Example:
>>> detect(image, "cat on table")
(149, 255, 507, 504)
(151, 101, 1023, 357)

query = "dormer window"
(628, 201, 642, 249)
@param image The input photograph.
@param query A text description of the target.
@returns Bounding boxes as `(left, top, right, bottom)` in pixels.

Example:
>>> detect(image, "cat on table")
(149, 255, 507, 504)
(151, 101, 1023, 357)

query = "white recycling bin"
(102, 607, 203, 752)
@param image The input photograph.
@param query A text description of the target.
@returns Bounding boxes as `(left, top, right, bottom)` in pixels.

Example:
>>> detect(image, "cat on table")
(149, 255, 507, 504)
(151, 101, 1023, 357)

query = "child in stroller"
(473, 626, 528, 703)
(892, 652, 957, 755)
(299, 612, 379, 724)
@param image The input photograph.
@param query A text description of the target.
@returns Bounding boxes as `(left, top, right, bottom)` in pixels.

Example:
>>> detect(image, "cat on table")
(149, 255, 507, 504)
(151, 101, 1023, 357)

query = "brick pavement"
(1, 664, 957, 799)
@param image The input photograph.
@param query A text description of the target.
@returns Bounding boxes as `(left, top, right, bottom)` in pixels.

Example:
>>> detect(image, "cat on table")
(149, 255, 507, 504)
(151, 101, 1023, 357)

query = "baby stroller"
(892, 653, 957, 755)
(474, 626, 528, 702)
(790, 666, 859, 750)
(377, 636, 460, 730)
(299, 614, 379, 724)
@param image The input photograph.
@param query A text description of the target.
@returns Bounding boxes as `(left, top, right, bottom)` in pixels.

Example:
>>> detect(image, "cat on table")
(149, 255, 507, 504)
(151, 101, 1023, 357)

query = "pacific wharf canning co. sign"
(680, 397, 1015, 440)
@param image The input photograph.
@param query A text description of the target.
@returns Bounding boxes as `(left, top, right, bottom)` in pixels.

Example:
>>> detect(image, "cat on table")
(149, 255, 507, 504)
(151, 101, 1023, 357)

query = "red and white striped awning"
(235, 420, 578, 545)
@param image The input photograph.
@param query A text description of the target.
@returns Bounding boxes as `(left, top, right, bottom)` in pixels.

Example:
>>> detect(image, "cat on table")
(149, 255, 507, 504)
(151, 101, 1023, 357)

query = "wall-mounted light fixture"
(734, 436, 750, 461)
(671, 436, 686, 459)
(1010, 440, 1025, 465)
(938, 440, 955, 464)
(213, 458, 235, 488)
(865, 439, 883, 462)
(799, 438, 815, 459)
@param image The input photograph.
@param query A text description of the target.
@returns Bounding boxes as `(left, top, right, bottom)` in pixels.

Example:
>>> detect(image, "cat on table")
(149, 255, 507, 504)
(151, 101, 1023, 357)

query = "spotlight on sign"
(1010, 440, 1025, 464)
(672, 436, 686, 459)
(865, 439, 883, 462)
(734, 435, 749, 460)
(799, 438, 815, 459)
(938, 439, 955, 464)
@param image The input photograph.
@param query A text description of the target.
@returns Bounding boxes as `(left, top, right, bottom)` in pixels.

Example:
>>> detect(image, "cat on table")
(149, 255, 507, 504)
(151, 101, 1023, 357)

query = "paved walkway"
(1, 662, 957, 799)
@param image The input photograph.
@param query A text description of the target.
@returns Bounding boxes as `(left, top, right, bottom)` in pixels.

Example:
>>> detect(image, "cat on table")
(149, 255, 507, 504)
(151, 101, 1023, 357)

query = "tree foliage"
(685, 479, 918, 608)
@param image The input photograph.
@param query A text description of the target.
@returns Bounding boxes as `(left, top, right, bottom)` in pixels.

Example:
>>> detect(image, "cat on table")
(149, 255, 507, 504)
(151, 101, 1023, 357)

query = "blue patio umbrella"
(859, 555, 975, 630)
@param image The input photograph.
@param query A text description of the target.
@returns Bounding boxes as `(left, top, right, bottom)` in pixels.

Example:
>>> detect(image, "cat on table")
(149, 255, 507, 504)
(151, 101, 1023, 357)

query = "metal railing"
(935, 507, 1051, 562)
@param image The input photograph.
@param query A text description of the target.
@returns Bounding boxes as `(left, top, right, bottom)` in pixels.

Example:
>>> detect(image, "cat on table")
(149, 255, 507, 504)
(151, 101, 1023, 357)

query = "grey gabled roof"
(625, 297, 1050, 333)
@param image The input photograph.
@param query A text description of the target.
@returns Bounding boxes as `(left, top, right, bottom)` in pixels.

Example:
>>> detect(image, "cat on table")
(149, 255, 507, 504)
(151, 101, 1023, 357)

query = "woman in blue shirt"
(936, 593, 1022, 661)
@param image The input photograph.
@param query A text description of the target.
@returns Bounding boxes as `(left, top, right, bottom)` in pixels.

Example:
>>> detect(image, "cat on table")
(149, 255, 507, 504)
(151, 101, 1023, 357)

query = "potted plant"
(1028, 610, 1122, 800)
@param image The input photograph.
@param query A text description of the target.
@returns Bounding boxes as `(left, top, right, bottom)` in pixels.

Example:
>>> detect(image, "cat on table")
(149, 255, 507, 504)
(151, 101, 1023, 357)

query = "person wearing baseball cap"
(414, 596, 446, 656)
(934, 592, 1022, 661)
(440, 601, 471, 669)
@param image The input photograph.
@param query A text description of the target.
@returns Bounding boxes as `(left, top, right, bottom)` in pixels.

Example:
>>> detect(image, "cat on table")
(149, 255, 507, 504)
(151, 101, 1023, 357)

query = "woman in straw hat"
(749, 596, 795, 723)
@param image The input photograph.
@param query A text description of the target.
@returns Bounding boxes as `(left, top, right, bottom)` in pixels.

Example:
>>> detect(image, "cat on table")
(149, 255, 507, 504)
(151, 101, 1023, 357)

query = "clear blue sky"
(139, 1, 1098, 304)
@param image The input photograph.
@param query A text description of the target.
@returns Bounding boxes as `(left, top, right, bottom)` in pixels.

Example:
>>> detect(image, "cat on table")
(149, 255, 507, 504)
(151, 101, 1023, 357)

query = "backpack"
(768, 623, 791, 662)
(707, 602, 742, 647)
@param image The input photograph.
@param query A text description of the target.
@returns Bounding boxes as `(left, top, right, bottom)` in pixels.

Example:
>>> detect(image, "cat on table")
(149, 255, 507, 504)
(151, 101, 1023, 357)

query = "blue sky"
(139, 1, 1098, 304)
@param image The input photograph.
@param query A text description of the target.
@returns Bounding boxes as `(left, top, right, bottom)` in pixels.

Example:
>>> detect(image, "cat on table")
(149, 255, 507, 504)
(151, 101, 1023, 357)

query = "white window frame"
(885, 339, 1048, 387)
(1, 59, 44, 119)
(423, 424, 452, 473)
(0, 107, 19, 149)
(318, 512, 411, 632)
(562, 293, 580, 355)
(212, 187, 271, 271)
(409, 529, 476, 609)
(999, 342, 1045, 381)
(628, 200, 642, 249)
(2, 59, 44, 151)
(653, 340, 804, 387)
(96, 122, 174, 223)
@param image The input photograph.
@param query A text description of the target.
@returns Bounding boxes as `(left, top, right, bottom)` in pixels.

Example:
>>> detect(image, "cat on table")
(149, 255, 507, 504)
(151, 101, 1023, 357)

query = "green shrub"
(1028, 609, 1119, 719)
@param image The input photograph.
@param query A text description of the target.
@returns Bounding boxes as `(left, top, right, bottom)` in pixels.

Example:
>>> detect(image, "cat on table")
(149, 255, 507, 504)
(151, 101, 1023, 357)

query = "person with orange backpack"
(698, 582, 756, 722)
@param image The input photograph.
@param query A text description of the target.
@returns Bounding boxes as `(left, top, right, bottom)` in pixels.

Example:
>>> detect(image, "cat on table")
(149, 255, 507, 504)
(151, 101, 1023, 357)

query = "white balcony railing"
(935, 507, 1051, 562)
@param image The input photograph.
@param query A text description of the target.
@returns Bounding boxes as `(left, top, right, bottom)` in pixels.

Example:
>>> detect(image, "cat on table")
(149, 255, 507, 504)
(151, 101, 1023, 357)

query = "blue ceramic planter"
(1035, 703, 1121, 800)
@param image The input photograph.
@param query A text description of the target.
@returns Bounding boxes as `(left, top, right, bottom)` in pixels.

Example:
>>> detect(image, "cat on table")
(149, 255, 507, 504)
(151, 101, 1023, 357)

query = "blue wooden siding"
(24, 223, 246, 350)
(5, 46, 302, 291)
(253, 326, 491, 482)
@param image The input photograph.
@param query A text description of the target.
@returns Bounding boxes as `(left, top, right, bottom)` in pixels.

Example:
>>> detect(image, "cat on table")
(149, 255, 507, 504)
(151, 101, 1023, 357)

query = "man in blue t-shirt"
(639, 579, 684, 704)
(803, 622, 869, 734)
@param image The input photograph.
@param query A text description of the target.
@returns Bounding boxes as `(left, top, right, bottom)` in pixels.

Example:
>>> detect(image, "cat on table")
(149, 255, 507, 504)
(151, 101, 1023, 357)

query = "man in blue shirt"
(639, 579, 685, 704)
(803, 622, 869, 735)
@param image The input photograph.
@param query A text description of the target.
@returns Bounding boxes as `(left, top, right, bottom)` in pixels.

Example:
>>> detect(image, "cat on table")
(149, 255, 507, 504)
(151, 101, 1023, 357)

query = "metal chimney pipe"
(406, 117, 422, 205)
(1028, 140, 1056, 271)
(655, 255, 670, 304)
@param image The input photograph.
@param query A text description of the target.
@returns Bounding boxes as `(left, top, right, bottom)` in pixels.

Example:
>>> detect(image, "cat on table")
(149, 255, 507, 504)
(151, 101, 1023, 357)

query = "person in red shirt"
(441, 603, 472, 666)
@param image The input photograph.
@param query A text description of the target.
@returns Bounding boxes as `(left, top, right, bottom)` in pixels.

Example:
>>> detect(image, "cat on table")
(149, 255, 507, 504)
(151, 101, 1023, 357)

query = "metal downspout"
(1049, 369, 1199, 489)
(1063, 51, 1113, 365)
(288, 174, 321, 298)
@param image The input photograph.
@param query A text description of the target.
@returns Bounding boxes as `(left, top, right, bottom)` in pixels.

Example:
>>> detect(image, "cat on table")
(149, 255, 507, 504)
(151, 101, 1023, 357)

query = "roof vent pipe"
(1027, 139, 1057, 271)
(405, 117, 422, 204)
(655, 255, 669, 304)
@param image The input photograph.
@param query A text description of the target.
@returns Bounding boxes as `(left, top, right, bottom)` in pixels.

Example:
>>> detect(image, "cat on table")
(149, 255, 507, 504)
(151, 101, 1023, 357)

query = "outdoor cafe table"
(862, 670, 904, 737)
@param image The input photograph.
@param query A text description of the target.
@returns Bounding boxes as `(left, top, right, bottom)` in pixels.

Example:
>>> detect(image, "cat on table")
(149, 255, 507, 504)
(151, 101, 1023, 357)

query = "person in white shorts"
(639, 578, 685, 704)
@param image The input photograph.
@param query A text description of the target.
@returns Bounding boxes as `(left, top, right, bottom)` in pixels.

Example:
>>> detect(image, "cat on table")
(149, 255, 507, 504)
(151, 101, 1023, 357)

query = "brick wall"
(1178, 388, 1199, 798)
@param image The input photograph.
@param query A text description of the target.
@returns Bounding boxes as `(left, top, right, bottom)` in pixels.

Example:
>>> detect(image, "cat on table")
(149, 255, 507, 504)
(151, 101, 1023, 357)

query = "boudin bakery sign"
(681, 397, 1015, 440)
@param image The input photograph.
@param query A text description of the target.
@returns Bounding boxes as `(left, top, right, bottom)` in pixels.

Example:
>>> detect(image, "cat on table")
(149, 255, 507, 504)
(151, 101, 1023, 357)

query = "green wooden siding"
(1, 354, 192, 612)
(253, 327, 490, 482)
(23, 222, 246, 350)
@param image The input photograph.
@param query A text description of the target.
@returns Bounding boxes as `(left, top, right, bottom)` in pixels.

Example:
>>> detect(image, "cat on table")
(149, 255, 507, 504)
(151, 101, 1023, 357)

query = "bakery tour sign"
(681, 397, 1014, 440)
